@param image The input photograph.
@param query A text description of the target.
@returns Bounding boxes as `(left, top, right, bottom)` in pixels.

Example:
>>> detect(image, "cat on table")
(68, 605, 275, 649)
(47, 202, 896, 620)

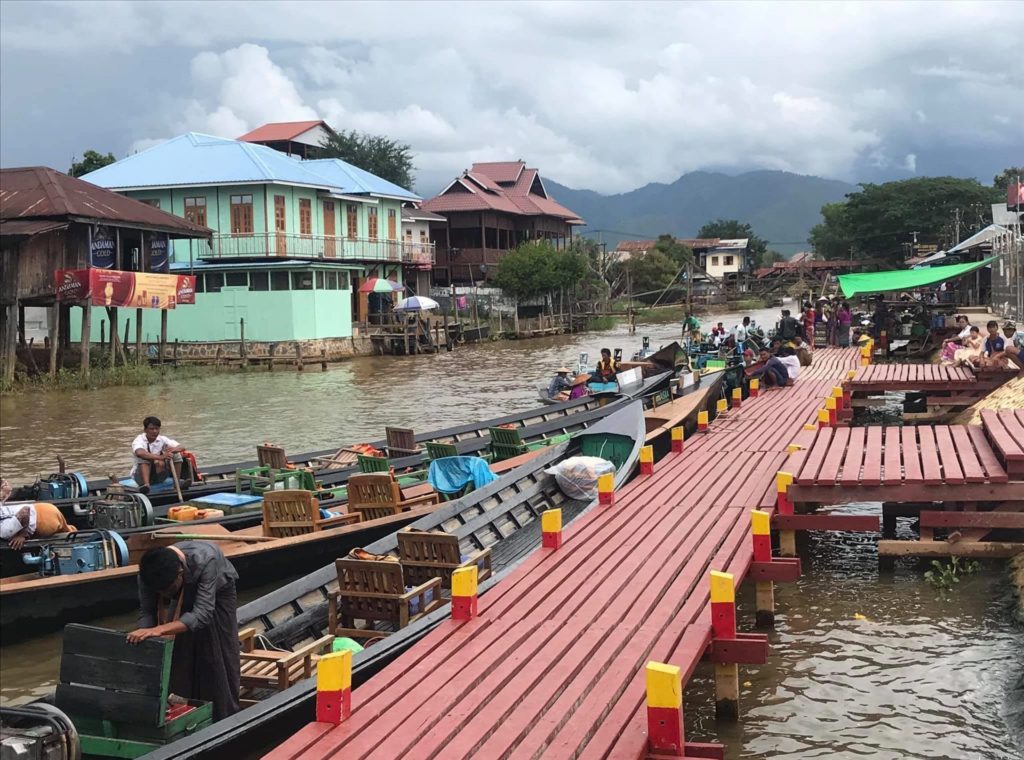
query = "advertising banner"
(1009, 182, 1024, 210)
(89, 225, 116, 269)
(54, 269, 197, 309)
(147, 232, 170, 273)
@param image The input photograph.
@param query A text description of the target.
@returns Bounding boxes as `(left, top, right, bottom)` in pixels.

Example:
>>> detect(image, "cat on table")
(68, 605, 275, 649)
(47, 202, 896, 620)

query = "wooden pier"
(266, 349, 863, 759)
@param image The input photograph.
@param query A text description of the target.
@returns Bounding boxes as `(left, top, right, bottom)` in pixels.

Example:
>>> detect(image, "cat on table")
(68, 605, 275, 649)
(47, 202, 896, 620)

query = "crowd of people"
(941, 317, 1022, 370)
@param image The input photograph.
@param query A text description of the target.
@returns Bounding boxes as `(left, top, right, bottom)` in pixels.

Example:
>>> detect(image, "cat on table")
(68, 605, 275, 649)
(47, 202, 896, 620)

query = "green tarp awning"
(838, 256, 996, 298)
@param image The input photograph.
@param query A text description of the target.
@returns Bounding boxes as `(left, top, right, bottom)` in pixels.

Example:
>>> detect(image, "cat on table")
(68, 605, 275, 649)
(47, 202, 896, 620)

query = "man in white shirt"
(735, 316, 750, 350)
(777, 349, 801, 382)
(132, 416, 187, 494)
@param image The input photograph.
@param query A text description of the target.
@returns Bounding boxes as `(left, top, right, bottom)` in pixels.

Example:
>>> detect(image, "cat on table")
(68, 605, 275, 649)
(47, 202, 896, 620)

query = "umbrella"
(358, 277, 405, 294)
(394, 295, 439, 312)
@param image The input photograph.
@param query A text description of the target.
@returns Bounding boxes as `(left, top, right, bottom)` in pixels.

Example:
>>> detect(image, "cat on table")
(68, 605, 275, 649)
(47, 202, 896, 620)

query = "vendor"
(594, 348, 619, 383)
(0, 478, 76, 550)
(547, 367, 573, 401)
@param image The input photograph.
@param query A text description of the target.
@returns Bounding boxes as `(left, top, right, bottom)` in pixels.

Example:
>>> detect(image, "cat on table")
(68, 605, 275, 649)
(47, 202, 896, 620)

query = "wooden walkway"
(845, 363, 977, 391)
(265, 349, 872, 760)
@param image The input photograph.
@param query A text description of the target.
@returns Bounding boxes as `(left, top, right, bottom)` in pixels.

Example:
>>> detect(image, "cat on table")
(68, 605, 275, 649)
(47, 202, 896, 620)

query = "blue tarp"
(427, 456, 498, 494)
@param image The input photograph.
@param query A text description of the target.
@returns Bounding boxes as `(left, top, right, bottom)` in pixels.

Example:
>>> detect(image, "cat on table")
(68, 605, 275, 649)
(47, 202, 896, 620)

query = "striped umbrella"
(358, 277, 405, 294)
(394, 295, 439, 312)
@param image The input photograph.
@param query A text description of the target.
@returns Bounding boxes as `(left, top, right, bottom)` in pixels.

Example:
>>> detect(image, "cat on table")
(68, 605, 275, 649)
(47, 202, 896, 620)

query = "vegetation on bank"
(1, 360, 219, 395)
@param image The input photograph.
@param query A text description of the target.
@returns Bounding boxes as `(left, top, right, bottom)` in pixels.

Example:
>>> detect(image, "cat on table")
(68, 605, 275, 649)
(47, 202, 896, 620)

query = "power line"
(579, 228, 810, 246)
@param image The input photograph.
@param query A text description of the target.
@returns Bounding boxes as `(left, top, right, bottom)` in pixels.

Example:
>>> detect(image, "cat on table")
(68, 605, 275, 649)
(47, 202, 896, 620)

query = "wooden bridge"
(267, 349, 862, 759)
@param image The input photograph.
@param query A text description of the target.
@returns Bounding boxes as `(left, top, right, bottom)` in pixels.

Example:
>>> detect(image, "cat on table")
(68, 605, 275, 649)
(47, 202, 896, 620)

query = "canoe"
(110, 401, 648, 760)
(643, 368, 727, 455)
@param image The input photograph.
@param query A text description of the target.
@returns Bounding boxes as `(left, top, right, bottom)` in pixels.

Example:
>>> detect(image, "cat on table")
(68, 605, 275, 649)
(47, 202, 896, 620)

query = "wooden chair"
(488, 426, 530, 461)
(236, 465, 315, 496)
(358, 453, 391, 473)
(426, 441, 459, 461)
(385, 426, 420, 457)
(346, 473, 438, 522)
(397, 530, 493, 589)
(261, 490, 360, 538)
(309, 448, 360, 470)
(238, 628, 334, 694)
(327, 558, 443, 641)
(257, 444, 289, 470)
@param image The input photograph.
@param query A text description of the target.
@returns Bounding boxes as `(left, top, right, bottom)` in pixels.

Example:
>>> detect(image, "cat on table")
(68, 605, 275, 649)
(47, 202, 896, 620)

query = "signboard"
(54, 268, 196, 309)
(146, 232, 170, 273)
(1009, 182, 1024, 210)
(89, 225, 116, 269)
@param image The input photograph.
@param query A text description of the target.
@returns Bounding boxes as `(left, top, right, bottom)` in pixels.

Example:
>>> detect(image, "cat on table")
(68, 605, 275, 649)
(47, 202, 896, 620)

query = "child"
(979, 320, 1006, 368)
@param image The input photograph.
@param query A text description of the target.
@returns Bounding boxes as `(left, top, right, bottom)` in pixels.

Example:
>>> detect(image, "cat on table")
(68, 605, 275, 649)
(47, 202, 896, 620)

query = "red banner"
(54, 269, 197, 309)
(1009, 182, 1024, 209)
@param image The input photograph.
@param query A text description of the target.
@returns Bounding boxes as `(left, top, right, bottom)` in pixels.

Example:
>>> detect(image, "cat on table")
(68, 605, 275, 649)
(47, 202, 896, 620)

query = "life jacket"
(597, 359, 618, 377)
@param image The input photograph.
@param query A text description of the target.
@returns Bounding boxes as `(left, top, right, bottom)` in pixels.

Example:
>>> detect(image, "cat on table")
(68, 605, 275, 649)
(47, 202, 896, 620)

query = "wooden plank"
(839, 427, 866, 486)
(772, 514, 879, 531)
(900, 426, 923, 484)
(796, 428, 832, 485)
(881, 426, 902, 485)
(919, 511, 1024, 529)
(816, 427, 850, 485)
(966, 425, 1009, 483)
(984, 410, 1024, 459)
(60, 624, 167, 667)
(933, 426, 965, 485)
(59, 653, 165, 697)
(789, 482, 1024, 503)
(55, 683, 163, 726)
(949, 425, 988, 483)
(878, 540, 1024, 558)
(861, 426, 883, 486)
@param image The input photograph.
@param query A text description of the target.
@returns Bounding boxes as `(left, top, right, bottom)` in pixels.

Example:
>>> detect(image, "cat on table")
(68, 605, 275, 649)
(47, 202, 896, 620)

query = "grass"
(587, 316, 618, 331)
(1, 362, 220, 395)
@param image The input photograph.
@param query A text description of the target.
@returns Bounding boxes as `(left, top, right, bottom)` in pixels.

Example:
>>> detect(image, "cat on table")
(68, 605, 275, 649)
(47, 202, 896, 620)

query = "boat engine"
(90, 491, 153, 531)
(9, 472, 88, 503)
(0, 703, 80, 760)
(20, 530, 129, 578)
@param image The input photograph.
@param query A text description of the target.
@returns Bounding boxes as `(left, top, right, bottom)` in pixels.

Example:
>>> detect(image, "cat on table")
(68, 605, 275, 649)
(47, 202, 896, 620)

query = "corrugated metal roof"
(237, 121, 328, 142)
(0, 219, 69, 239)
(81, 133, 419, 200)
(0, 167, 211, 237)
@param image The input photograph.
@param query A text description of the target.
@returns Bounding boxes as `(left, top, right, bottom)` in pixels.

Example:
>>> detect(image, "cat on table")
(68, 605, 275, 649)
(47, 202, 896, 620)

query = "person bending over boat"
(128, 542, 240, 720)
(0, 478, 77, 550)
(132, 416, 189, 495)
(595, 348, 619, 383)
(547, 367, 573, 401)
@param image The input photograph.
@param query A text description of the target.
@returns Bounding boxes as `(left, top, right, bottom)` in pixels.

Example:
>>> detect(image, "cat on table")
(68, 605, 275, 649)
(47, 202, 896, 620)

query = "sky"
(0, 0, 1020, 195)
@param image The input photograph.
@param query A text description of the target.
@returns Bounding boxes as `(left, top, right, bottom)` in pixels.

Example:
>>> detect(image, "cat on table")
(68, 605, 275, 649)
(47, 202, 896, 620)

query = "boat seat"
(425, 441, 459, 461)
(261, 490, 360, 538)
(357, 454, 391, 474)
(386, 426, 420, 457)
(397, 529, 492, 589)
(256, 444, 290, 470)
(346, 473, 438, 522)
(328, 558, 443, 642)
(238, 628, 333, 694)
(488, 426, 530, 461)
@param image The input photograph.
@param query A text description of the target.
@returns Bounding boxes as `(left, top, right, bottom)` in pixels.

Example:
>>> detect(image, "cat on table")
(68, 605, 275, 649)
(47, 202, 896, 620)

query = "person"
(802, 302, 816, 344)
(1003, 322, 1023, 370)
(777, 346, 802, 384)
(128, 542, 240, 720)
(568, 373, 591, 400)
(836, 302, 853, 347)
(953, 325, 983, 367)
(979, 320, 1006, 368)
(735, 316, 750, 351)
(132, 416, 188, 495)
(0, 478, 77, 550)
(869, 297, 891, 341)
(594, 348, 618, 383)
(792, 335, 813, 367)
(752, 349, 789, 388)
(777, 309, 801, 343)
(940, 315, 972, 363)
(547, 367, 572, 401)
(682, 313, 700, 341)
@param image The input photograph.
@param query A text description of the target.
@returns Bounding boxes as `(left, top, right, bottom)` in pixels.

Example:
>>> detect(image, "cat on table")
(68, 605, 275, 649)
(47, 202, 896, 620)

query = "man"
(547, 367, 573, 401)
(132, 416, 187, 495)
(682, 313, 700, 341)
(735, 316, 750, 351)
(595, 348, 619, 383)
(777, 309, 801, 343)
(777, 347, 802, 383)
(753, 349, 788, 387)
(0, 478, 76, 550)
(128, 542, 240, 720)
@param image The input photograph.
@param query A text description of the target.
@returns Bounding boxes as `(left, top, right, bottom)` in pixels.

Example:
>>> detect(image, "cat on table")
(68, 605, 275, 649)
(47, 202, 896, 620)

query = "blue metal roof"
(82, 132, 419, 200)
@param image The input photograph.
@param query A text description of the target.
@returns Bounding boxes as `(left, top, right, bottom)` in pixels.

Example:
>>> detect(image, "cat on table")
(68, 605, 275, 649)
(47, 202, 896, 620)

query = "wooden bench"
(261, 490, 360, 538)
(357, 453, 391, 474)
(488, 426, 530, 461)
(327, 558, 443, 642)
(346, 473, 438, 522)
(238, 628, 333, 694)
(981, 409, 1024, 479)
(397, 530, 493, 589)
(425, 441, 459, 461)
(385, 426, 420, 457)
(257, 443, 289, 469)
(55, 624, 213, 758)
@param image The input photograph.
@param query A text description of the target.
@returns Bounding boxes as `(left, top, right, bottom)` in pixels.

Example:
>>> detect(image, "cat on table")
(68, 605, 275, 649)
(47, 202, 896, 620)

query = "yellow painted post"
(709, 570, 739, 721)
(731, 386, 742, 409)
(598, 472, 615, 505)
(803, 423, 817, 431)
(315, 650, 352, 724)
(640, 444, 654, 475)
(451, 565, 479, 620)
(671, 425, 684, 453)
(751, 509, 774, 628)
(817, 408, 831, 429)
(646, 662, 684, 751)
(697, 410, 709, 432)
(825, 395, 837, 426)
(776, 470, 796, 556)
(716, 398, 728, 415)
(541, 508, 562, 549)
(749, 377, 760, 397)
(786, 443, 804, 454)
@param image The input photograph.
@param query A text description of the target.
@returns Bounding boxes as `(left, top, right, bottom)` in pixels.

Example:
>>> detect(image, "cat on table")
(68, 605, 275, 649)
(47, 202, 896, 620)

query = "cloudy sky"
(1, 0, 1020, 194)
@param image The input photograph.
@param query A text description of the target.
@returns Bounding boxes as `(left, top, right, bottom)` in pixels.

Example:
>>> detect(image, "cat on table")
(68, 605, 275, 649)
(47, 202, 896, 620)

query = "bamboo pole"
(79, 302, 91, 380)
(135, 307, 143, 365)
(48, 304, 59, 377)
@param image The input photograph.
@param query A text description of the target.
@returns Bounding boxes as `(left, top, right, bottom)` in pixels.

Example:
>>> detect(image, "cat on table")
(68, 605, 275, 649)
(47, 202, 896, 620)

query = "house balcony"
(202, 233, 434, 267)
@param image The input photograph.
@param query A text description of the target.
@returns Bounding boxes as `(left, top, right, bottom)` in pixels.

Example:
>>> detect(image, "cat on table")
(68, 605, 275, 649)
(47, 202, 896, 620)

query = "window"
(225, 271, 248, 287)
(725, 255, 734, 266)
(230, 194, 254, 235)
(205, 272, 224, 293)
(292, 271, 313, 290)
(183, 197, 207, 226)
(250, 271, 269, 291)
(404, 228, 413, 243)
(270, 271, 290, 291)
(140, 199, 160, 208)
(338, 271, 350, 290)
(194, 274, 205, 293)
(299, 198, 312, 236)
(419, 230, 428, 245)
(387, 208, 397, 240)
(711, 256, 719, 266)
(316, 271, 325, 289)
(326, 271, 339, 290)
(367, 206, 378, 241)
(346, 204, 358, 239)
(274, 195, 286, 233)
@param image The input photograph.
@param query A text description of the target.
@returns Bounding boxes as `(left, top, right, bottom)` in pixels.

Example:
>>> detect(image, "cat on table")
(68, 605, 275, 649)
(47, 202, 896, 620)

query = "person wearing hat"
(547, 367, 573, 401)
(568, 373, 592, 400)
(1002, 322, 1023, 370)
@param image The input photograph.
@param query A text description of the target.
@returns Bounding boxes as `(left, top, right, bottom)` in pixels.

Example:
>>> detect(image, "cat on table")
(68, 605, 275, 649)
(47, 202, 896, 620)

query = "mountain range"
(545, 170, 856, 258)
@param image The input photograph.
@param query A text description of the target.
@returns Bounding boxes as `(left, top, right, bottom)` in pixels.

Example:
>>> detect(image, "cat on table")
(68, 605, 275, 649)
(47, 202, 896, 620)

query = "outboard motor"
(10, 471, 88, 503)
(1, 703, 80, 760)
(21, 530, 129, 577)
(577, 352, 589, 375)
(90, 491, 153, 531)
(613, 348, 623, 363)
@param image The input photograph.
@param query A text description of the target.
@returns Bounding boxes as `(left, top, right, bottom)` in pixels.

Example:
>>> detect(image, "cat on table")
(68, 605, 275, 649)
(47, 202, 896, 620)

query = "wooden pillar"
(135, 308, 143, 364)
(107, 307, 119, 366)
(0, 303, 17, 386)
(751, 510, 775, 628)
(160, 310, 168, 363)
(79, 302, 91, 380)
(17, 303, 26, 347)
(880, 502, 897, 572)
(48, 304, 60, 377)
(710, 570, 739, 721)
(240, 318, 247, 367)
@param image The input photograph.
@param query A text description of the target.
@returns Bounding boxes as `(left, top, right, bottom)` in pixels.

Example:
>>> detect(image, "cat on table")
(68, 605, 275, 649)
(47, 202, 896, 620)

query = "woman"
(0, 478, 77, 550)
(802, 302, 816, 344)
(940, 315, 972, 363)
(952, 325, 983, 367)
(568, 374, 591, 400)
(836, 302, 853, 347)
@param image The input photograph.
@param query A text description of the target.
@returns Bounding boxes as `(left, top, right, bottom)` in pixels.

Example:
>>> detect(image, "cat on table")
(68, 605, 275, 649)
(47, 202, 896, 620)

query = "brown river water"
(2, 307, 1022, 758)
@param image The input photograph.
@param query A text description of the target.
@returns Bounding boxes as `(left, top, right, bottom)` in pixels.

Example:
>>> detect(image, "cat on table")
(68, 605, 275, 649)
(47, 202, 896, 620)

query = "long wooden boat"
(108, 401, 648, 760)
(643, 367, 727, 455)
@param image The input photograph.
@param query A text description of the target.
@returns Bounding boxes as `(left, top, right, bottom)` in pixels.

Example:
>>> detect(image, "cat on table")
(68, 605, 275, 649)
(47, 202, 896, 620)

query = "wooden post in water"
(48, 304, 59, 377)
(776, 471, 796, 556)
(122, 317, 130, 362)
(751, 509, 775, 628)
(296, 342, 304, 371)
(160, 310, 168, 363)
(321, 347, 327, 371)
(135, 308, 143, 364)
(173, 339, 179, 367)
(709, 570, 739, 721)
(268, 343, 275, 371)
(79, 301, 91, 381)
(239, 318, 247, 368)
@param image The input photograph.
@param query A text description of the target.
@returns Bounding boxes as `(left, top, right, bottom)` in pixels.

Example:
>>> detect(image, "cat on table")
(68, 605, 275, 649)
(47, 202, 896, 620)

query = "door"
(323, 201, 336, 257)
(221, 290, 248, 340)
(274, 195, 287, 256)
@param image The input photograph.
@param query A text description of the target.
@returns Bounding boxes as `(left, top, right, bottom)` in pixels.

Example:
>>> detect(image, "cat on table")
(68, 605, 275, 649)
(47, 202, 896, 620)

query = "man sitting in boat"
(0, 478, 76, 550)
(595, 348, 619, 383)
(127, 542, 240, 720)
(132, 416, 189, 495)
(547, 367, 573, 401)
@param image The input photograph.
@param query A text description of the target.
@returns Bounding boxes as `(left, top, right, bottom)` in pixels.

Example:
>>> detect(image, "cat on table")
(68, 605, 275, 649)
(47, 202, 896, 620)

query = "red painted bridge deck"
(267, 350, 862, 760)
(845, 363, 978, 392)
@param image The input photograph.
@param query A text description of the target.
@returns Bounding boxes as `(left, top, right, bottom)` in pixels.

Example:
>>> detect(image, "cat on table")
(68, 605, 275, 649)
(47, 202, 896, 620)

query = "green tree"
(652, 234, 694, 269)
(809, 202, 854, 260)
(993, 167, 1024, 192)
(320, 130, 415, 189)
(696, 219, 769, 268)
(625, 249, 677, 298)
(69, 150, 116, 177)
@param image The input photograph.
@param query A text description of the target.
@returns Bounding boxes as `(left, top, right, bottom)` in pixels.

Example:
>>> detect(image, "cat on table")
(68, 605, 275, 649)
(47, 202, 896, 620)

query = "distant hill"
(545, 170, 856, 258)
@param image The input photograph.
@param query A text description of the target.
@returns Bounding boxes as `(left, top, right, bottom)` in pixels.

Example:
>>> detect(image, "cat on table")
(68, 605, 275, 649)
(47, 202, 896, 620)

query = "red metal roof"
(470, 161, 525, 184)
(237, 120, 328, 143)
(616, 238, 721, 252)
(0, 167, 211, 237)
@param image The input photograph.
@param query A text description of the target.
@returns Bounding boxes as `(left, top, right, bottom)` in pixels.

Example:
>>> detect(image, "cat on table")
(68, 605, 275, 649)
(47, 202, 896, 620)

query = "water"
(2, 307, 1022, 758)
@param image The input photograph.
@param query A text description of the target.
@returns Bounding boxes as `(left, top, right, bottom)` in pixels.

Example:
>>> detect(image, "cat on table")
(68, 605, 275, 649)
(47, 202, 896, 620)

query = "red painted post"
(751, 509, 771, 562)
(749, 377, 760, 398)
(646, 662, 684, 753)
(541, 508, 562, 549)
(451, 565, 479, 620)
(731, 387, 742, 410)
(315, 650, 352, 724)
(598, 472, 615, 505)
(776, 471, 794, 515)
(640, 445, 654, 475)
(671, 425, 684, 453)
(698, 410, 709, 432)
(825, 396, 837, 426)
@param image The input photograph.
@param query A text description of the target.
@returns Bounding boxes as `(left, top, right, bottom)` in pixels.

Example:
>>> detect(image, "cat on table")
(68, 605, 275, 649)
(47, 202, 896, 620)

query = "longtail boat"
(14, 402, 645, 760)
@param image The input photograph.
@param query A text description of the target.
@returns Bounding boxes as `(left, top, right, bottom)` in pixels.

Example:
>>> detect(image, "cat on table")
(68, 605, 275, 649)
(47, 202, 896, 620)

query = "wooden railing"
(205, 233, 434, 265)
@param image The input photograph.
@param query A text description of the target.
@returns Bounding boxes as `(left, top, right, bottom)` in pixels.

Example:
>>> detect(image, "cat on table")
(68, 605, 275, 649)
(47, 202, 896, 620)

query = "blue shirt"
(984, 335, 1005, 356)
